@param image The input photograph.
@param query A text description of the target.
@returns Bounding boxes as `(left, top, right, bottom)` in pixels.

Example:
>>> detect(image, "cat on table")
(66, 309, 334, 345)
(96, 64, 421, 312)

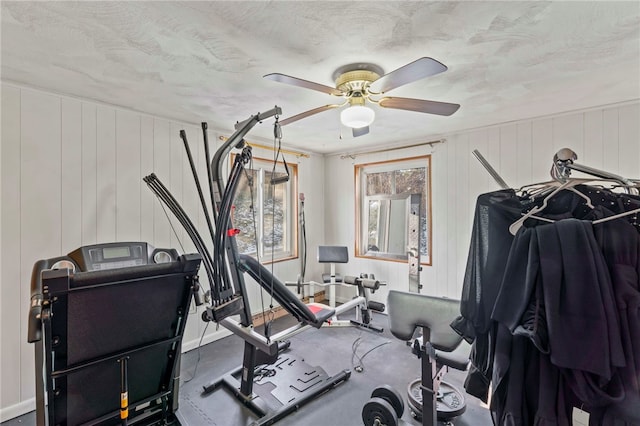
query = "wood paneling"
(1, 80, 638, 420)
(61, 98, 83, 252)
(19, 88, 62, 401)
(115, 110, 141, 242)
(1, 84, 22, 410)
(81, 103, 97, 245)
(0, 84, 272, 419)
(325, 101, 640, 305)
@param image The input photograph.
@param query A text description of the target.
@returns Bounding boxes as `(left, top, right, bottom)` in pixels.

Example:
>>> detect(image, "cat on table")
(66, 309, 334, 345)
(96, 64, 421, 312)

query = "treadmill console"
(66, 242, 179, 272)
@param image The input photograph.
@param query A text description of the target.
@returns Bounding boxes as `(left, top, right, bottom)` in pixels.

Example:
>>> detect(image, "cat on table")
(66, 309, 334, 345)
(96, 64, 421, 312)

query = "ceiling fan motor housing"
(335, 70, 380, 94)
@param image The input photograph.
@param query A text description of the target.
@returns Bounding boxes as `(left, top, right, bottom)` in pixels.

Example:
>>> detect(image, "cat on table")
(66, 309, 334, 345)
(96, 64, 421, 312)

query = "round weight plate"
(437, 381, 466, 419)
(407, 378, 467, 420)
(407, 378, 423, 420)
(371, 385, 405, 418)
(362, 397, 399, 426)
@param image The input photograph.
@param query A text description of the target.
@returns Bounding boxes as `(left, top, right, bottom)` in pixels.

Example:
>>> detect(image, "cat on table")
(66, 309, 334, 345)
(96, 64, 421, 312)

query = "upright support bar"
(472, 149, 509, 189)
(408, 193, 422, 293)
(212, 106, 282, 209)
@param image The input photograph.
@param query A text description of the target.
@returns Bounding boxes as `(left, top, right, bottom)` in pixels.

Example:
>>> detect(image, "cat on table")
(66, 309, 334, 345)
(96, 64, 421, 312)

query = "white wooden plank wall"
(325, 101, 640, 307)
(1, 81, 636, 420)
(0, 83, 325, 420)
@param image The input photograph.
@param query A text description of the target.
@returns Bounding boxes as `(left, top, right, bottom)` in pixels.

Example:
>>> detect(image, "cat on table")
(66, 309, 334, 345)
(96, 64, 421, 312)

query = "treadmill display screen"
(102, 246, 131, 259)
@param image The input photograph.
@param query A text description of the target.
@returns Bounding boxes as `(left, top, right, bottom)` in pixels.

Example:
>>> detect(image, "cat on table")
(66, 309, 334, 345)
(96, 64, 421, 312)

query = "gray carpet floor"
(2, 312, 493, 426)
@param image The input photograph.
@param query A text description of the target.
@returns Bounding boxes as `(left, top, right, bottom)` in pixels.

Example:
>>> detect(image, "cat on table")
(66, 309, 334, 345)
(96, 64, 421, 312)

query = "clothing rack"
(552, 148, 639, 194)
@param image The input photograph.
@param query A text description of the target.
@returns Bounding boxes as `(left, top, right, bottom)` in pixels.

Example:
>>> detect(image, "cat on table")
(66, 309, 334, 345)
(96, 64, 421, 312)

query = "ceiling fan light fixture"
(340, 105, 375, 129)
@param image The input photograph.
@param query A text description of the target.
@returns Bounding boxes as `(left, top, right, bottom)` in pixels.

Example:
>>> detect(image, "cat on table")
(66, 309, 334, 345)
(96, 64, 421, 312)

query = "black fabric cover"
(454, 186, 640, 425)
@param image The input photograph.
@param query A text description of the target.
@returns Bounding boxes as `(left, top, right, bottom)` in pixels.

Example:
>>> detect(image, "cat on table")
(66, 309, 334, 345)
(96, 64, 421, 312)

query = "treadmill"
(27, 241, 201, 426)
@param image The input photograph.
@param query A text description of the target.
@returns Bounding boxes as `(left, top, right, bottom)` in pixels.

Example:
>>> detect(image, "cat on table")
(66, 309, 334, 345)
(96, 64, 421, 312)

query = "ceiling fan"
(264, 57, 460, 137)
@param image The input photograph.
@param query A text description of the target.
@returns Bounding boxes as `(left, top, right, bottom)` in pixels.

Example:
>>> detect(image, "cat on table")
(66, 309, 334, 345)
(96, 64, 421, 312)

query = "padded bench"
(239, 254, 335, 327)
(387, 290, 470, 426)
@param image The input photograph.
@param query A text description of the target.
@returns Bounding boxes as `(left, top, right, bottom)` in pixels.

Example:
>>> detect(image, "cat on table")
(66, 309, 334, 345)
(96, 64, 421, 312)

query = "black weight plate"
(371, 385, 405, 418)
(407, 379, 466, 420)
(362, 397, 399, 426)
(407, 379, 423, 420)
(437, 381, 466, 419)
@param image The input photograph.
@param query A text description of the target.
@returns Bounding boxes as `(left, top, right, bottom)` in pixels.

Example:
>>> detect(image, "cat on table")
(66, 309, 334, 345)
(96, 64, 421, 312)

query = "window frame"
(231, 154, 298, 264)
(354, 155, 432, 266)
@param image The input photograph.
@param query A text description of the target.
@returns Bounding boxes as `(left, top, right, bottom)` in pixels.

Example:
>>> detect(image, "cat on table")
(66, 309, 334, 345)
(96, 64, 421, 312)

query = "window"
(232, 155, 297, 263)
(355, 156, 432, 265)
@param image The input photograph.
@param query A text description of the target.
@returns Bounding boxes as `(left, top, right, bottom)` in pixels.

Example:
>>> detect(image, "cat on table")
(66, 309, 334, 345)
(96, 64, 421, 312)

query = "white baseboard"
(182, 327, 232, 353)
(0, 398, 35, 423)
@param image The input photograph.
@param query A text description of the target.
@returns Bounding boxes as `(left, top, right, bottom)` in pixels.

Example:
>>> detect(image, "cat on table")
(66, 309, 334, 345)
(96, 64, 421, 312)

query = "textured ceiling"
(2, 1, 639, 154)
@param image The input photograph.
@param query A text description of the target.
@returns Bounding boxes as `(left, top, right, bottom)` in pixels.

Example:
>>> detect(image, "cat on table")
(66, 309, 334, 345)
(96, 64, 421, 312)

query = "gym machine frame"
(145, 107, 354, 426)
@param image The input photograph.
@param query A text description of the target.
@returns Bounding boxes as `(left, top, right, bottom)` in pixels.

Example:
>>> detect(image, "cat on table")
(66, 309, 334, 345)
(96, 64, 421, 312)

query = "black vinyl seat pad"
(238, 255, 335, 328)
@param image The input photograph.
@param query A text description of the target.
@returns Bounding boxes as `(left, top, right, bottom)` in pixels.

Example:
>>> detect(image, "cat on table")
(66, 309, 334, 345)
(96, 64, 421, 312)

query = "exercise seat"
(238, 254, 335, 328)
(319, 245, 347, 287)
(388, 290, 462, 349)
(389, 290, 471, 371)
(435, 339, 472, 372)
(362, 290, 470, 426)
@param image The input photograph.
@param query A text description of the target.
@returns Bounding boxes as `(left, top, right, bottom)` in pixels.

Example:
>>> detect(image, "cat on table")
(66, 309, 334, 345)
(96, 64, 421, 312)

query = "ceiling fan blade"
(264, 73, 343, 96)
(279, 104, 341, 126)
(352, 126, 370, 138)
(378, 97, 460, 116)
(369, 58, 448, 94)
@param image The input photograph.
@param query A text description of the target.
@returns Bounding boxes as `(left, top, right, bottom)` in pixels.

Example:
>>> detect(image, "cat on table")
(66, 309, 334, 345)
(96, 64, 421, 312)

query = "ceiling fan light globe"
(341, 105, 375, 129)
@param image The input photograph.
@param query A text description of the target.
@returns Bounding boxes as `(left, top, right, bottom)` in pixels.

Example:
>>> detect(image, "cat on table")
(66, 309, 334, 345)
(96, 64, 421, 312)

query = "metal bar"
(566, 163, 636, 187)
(218, 136, 310, 158)
(472, 149, 509, 189)
(340, 139, 444, 159)
(553, 148, 638, 195)
(50, 336, 182, 378)
(234, 106, 282, 130)
(180, 130, 216, 244)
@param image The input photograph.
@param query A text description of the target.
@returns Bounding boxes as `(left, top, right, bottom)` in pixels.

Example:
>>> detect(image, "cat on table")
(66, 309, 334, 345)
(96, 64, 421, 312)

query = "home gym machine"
(362, 290, 470, 426)
(28, 242, 202, 426)
(314, 245, 385, 332)
(144, 107, 358, 425)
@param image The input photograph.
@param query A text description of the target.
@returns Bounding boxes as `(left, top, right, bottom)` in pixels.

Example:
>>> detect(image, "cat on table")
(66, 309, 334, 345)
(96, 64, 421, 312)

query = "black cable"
(300, 197, 307, 282)
(244, 164, 269, 335)
(183, 322, 210, 383)
(157, 198, 186, 254)
(266, 121, 284, 313)
(351, 335, 391, 373)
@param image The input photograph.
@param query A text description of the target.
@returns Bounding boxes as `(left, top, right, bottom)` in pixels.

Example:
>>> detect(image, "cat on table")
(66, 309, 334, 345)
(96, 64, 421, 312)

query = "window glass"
(355, 156, 431, 265)
(366, 171, 393, 196)
(234, 169, 258, 255)
(232, 156, 297, 262)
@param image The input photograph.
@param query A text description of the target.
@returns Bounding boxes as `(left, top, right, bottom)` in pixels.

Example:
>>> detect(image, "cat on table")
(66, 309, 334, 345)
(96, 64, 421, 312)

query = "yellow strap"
(120, 392, 128, 419)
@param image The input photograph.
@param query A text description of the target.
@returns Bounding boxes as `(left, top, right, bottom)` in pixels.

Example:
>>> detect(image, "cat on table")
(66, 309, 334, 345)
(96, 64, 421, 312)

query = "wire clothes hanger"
(509, 180, 574, 235)
(509, 148, 640, 235)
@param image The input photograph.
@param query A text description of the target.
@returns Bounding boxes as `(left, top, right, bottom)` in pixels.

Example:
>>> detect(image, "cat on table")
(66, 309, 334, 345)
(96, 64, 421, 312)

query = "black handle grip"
(27, 259, 49, 343)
